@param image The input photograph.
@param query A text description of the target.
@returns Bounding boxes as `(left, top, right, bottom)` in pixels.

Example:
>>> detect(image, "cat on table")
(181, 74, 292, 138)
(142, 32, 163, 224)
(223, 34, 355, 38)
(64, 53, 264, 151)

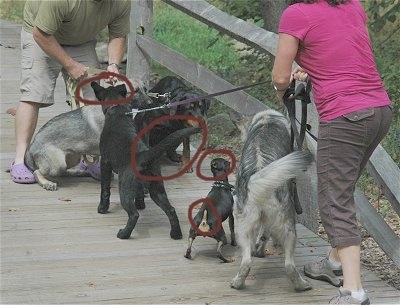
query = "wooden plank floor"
(1, 20, 399, 305)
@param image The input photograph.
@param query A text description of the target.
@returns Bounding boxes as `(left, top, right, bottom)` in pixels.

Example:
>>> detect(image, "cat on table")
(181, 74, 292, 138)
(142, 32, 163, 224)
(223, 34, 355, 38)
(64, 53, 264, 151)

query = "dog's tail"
(248, 150, 313, 206)
(136, 127, 202, 166)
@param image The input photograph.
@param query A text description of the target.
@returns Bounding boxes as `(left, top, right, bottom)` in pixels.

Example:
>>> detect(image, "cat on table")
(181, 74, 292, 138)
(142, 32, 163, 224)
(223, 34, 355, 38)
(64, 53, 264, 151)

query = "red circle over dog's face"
(196, 149, 236, 181)
(75, 72, 135, 105)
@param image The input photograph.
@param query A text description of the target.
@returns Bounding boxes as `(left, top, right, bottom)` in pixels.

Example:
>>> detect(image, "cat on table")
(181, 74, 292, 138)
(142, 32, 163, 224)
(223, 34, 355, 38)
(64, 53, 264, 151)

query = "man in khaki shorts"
(10, 0, 131, 183)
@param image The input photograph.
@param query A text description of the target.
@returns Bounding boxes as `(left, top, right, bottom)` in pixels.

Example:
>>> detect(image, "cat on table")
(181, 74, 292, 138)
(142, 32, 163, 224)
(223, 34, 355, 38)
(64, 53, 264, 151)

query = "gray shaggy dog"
(229, 109, 313, 291)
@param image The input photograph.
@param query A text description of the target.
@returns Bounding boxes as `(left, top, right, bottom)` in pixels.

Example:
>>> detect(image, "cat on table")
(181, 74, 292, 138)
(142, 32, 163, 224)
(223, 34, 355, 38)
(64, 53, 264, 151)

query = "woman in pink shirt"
(272, 0, 392, 304)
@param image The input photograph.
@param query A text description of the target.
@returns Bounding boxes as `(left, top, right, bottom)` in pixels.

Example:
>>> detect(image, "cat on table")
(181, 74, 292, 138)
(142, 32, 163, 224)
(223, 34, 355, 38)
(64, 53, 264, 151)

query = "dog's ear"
(224, 159, 231, 170)
(229, 110, 252, 142)
(115, 84, 128, 98)
(91, 82, 107, 101)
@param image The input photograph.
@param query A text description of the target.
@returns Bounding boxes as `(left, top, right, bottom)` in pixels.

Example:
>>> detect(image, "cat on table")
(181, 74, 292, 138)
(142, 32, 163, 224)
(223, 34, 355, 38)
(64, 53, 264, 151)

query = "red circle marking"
(75, 71, 135, 105)
(131, 115, 208, 181)
(188, 197, 222, 237)
(196, 149, 236, 181)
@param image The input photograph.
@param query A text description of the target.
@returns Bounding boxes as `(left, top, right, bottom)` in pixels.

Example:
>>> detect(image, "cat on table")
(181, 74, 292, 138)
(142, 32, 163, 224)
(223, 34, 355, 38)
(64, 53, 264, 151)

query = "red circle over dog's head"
(196, 149, 236, 181)
(75, 72, 135, 105)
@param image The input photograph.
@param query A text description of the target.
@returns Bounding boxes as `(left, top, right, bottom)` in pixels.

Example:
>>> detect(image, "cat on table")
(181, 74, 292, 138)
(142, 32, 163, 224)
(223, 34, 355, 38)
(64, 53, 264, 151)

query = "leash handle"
(283, 79, 313, 150)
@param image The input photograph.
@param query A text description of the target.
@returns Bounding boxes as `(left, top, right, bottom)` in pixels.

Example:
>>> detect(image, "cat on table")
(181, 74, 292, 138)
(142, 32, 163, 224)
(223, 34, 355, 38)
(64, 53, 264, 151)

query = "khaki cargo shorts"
(20, 29, 99, 107)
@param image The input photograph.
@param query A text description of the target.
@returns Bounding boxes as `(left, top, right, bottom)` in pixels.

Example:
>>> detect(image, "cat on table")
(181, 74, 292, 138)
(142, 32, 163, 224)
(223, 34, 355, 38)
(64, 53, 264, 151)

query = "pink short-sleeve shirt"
(279, 0, 390, 122)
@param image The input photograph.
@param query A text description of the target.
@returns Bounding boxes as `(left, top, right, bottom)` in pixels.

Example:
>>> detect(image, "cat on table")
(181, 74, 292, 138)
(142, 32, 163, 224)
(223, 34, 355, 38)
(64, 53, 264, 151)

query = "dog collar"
(212, 181, 235, 192)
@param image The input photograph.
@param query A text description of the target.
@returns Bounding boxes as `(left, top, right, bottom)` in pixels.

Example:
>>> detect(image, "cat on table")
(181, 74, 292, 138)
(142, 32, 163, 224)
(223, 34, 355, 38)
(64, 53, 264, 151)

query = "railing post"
(126, 0, 153, 87)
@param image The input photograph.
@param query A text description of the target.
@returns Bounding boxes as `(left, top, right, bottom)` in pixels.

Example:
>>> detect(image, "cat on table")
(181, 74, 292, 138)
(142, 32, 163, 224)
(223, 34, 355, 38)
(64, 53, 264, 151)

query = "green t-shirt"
(23, 0, 130, 45)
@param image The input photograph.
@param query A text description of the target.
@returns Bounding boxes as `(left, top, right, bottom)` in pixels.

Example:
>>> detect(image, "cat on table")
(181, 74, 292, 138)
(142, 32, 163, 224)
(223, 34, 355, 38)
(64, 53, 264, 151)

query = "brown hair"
(290, 0, 349, 5)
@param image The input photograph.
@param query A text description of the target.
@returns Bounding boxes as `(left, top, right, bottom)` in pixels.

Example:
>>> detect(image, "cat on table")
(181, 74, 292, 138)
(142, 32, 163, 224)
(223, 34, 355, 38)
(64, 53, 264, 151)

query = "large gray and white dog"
(25, 82, 151, 191)
(229, 109, 313, 291)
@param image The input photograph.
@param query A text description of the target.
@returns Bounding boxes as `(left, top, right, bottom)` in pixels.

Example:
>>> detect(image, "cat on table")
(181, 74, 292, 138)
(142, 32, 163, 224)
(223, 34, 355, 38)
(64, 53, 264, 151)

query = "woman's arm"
(272, 33, 300, 100)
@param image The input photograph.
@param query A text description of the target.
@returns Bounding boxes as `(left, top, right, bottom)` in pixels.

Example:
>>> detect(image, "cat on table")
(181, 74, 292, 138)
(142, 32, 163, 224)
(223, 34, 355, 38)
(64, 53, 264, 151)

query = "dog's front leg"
(98, 159, 113, 214)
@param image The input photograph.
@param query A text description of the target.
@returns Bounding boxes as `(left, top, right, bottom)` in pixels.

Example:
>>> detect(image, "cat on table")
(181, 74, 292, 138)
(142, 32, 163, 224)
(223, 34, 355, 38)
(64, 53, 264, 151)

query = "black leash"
(126, 79, 270, 116)
(283, 79, 315, 216)
(283, 79, 315, 150)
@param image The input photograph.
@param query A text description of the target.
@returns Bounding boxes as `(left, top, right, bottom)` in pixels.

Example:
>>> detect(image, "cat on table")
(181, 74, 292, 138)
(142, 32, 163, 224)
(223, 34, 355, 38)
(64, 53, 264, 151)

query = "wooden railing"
(126, 0, 400, 267)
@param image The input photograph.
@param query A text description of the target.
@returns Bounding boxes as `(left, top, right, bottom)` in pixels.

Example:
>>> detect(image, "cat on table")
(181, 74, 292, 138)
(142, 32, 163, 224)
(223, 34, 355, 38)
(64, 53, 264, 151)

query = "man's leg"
(14, 101, 39, 164)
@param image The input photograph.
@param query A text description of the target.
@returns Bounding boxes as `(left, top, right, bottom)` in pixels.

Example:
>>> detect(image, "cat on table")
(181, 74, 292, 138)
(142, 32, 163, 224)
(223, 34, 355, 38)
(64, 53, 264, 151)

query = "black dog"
(138, 76, 210, 171)
(91, 82, 201, 240)
(184, 158, 236, 262)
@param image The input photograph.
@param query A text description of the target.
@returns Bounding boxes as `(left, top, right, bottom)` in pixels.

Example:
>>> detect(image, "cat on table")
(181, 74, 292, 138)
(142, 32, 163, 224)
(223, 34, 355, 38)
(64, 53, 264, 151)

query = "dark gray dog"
(184, 157, 236, 262)
(91, 82, 201, 240)
(229, 109, 313, 291)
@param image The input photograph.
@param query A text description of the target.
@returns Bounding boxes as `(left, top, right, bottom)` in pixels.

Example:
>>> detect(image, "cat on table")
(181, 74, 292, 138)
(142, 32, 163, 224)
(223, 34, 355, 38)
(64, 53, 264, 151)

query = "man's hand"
(65, 61, 88, 81)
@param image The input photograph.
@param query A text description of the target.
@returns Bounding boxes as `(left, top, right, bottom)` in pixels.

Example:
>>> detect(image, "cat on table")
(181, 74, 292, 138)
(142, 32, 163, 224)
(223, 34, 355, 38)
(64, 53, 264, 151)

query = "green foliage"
(0, 0, 25, 23)
(153, 2, 241, 76)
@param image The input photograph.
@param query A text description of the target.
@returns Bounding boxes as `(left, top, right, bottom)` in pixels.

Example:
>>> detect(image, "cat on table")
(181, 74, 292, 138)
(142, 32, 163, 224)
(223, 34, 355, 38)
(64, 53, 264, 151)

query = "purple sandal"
(10, 162, 36, 184)
(80, 158, 101, 181)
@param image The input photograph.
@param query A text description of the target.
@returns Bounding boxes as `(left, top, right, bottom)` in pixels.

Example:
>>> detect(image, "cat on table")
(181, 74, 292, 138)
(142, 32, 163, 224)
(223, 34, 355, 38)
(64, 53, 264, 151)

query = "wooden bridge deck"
(1, 20, 399, 305)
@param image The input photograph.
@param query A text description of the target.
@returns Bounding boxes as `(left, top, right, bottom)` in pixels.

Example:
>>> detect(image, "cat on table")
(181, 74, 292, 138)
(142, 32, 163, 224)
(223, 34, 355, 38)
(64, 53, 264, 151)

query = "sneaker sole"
(304, 269, 343, 287)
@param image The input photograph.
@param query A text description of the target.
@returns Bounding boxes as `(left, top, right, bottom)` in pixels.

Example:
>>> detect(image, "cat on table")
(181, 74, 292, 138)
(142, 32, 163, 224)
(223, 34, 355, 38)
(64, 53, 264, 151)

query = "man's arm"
(32, 26, 87, 80)
(106, 35, 127, 73)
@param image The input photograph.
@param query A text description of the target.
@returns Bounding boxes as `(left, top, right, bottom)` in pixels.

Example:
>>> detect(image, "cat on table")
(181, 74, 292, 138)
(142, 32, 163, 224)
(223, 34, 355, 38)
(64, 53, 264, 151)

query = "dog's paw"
(184, 250, 192, 259)
(293, 277, 312, 292)
(117, 229, 131, 239)
(230, 277, 245, 290)
(170, 227, 183, 240)
(42, 182, 57, 191)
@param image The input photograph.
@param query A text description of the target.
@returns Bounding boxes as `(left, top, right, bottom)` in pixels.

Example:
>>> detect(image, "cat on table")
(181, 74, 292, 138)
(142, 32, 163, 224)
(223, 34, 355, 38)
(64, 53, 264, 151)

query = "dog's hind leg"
(228, 214, 237, 246)
(148, 181, 182, 240)
(215, 230, 234, 263)
(281, 226, 312, 291)
(230, 238, 252, 289)
(134, 180, 146, 210)
(117, 170, 140, 239)
(184, 228, 197, 259)
(230, 212, 256, 289)
(253, 225, 268, 258)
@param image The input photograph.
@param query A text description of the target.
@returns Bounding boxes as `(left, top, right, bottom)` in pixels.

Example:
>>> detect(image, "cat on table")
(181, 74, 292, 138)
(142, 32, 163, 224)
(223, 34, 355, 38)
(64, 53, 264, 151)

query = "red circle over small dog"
(188, 197, 222, 237)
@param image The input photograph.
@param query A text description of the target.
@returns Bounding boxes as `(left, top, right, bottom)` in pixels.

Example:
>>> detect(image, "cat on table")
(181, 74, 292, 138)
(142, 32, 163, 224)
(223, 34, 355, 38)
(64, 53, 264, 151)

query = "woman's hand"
(292, 67, 308, 82)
